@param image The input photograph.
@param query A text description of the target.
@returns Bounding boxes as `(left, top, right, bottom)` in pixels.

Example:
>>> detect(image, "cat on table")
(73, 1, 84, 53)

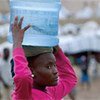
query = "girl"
(11, 16, 77, 100)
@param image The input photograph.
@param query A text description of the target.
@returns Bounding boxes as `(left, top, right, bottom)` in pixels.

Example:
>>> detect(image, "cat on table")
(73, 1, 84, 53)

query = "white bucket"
(8, 0, 61, 47)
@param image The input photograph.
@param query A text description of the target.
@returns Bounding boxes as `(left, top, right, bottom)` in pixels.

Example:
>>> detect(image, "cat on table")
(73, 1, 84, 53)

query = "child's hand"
(12, 16, 30, 48)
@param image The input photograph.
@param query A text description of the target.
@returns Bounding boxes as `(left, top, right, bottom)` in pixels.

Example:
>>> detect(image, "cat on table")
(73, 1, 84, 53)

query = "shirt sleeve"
(47, 48, 77, 99)
(12, 47, 33, 100)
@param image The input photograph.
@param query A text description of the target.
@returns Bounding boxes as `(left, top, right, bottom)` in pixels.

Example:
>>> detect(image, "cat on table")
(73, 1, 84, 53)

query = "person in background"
(11, 16, 77, 100)
(79, 55, 90, 89)
(0, 48, 13, 100)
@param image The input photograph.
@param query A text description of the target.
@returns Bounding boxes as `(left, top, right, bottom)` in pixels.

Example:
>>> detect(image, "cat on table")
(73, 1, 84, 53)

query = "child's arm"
(12, 16, 33, 99)
(13, 47, 33, 99)
(48, 46, 77, 99)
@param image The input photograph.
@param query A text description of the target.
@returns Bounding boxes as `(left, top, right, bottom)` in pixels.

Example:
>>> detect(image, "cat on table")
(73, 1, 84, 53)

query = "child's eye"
(47, 65, 51, 69)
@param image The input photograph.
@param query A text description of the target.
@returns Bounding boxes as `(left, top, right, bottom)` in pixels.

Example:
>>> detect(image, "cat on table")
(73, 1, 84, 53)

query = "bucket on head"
(8, 0, 61, 47)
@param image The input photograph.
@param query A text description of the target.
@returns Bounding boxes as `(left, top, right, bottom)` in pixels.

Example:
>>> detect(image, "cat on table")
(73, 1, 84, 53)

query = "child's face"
(30, 53, 58, 87)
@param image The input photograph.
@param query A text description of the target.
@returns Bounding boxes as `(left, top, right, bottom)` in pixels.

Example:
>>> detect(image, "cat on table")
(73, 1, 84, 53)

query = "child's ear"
(32, 70, 37, 78)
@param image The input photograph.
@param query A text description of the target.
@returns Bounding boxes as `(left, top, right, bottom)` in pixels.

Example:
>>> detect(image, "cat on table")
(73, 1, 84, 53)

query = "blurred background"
(0, 0, 100, 100)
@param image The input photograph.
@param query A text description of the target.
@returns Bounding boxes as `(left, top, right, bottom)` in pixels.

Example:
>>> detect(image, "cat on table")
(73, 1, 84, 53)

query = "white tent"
(75, 6, 93, 19)
(59, 6, 71, 20)
(80, 21, 99, 35)
(59, 33, 100, 54)
(61, 23, 79, 35)
(96, 3, 100, 17)
(81, 21, 99, 32)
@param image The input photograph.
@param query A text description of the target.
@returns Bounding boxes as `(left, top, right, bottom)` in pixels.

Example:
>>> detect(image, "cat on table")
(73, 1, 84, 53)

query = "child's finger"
(14, 16, 18, 26)
(18, 17, 24, 28)
(23, 25, 31, 32)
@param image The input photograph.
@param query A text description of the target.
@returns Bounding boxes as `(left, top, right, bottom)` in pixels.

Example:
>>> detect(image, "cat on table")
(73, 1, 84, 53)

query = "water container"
(8, 0, 61, 47)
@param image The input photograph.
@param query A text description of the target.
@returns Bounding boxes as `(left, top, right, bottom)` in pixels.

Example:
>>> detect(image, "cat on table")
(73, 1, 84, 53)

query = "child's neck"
(33, 84, 47, 92)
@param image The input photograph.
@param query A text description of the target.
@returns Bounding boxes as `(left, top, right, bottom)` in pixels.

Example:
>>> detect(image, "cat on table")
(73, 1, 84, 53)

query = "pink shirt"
(12, 48, 77, 100)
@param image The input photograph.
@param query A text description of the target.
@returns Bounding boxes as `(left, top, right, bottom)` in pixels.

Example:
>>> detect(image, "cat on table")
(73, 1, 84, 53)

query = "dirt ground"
(64, 78, 100, 100)
(64, 66, 100, 100)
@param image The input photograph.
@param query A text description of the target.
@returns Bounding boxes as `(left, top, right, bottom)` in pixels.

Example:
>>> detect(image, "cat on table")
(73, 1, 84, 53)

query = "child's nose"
(52, 66, 58, 75)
